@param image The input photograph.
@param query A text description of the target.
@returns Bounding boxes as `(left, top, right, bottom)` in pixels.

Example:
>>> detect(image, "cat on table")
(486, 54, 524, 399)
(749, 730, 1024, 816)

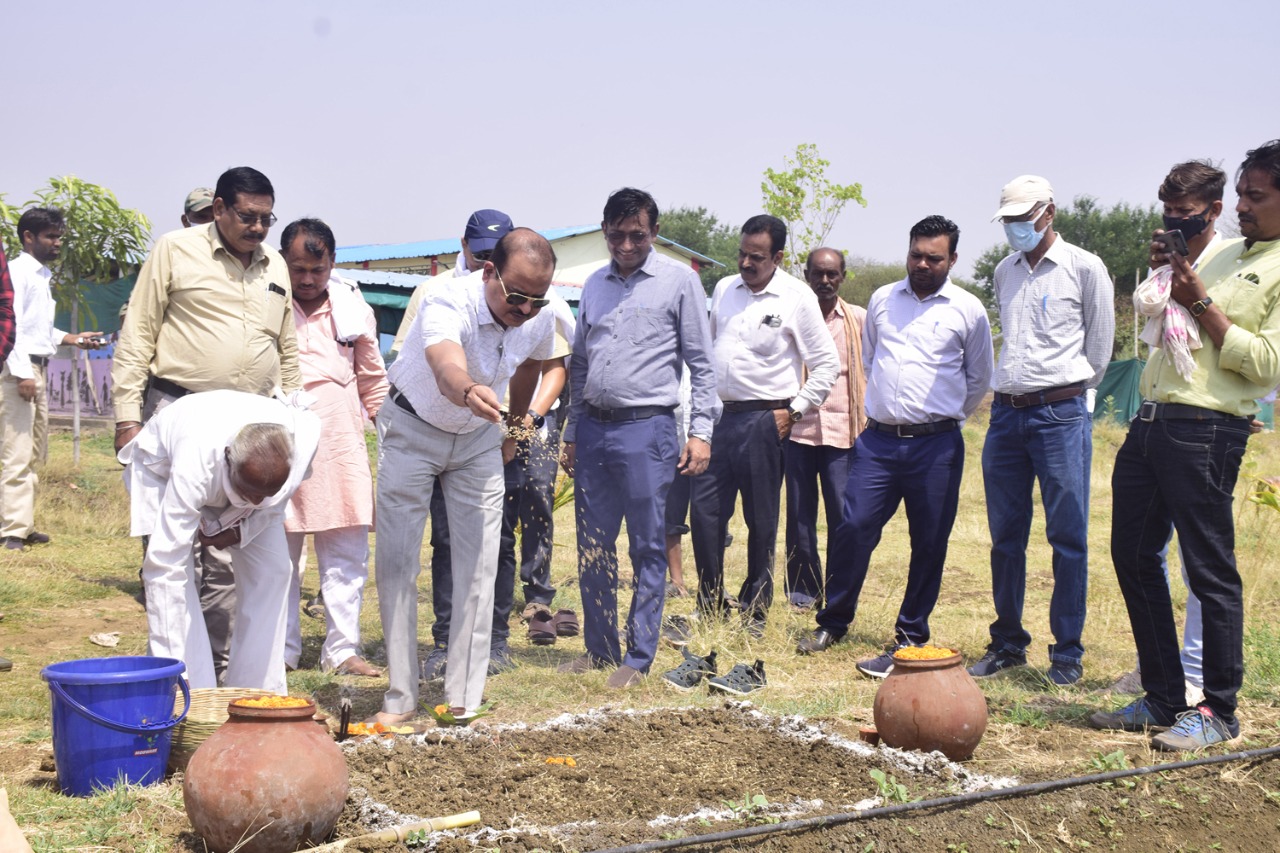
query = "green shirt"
(1141, 237, 1280, 416)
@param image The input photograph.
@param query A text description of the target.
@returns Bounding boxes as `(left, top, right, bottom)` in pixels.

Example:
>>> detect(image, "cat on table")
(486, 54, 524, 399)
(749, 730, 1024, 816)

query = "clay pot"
(872, 650, 987, 761)
(183, 699, 348, 853)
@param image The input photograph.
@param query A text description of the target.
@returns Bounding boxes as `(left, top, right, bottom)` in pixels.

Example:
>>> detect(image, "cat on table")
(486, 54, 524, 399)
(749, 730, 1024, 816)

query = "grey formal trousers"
(375, 403, 504, 714)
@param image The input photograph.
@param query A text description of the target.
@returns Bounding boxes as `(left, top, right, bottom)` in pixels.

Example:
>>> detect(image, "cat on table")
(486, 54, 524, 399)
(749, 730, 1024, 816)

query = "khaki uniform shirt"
(112, 223, 301, 422)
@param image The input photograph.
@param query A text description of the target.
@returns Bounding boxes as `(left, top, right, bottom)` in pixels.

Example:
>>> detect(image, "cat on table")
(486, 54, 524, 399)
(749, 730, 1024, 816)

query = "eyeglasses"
(471, 250, 492, 264)
(494, 267, 551, 308)
(228, 205, 278, 229)
(604, 229, 653, 247)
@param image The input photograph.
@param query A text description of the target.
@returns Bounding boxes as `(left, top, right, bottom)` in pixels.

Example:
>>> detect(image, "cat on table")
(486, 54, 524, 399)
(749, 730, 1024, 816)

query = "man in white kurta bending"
(120, 390, 320, 693)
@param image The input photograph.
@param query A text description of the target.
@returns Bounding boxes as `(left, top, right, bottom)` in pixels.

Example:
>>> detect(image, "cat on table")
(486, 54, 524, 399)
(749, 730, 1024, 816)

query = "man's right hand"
(115, 422, 142, 453)
(560, 443, 576, 477)
(16, 379, 36, 402)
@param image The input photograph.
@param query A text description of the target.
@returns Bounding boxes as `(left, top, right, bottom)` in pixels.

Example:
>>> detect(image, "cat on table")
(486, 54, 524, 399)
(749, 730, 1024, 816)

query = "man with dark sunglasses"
(371, 228, 558, 726)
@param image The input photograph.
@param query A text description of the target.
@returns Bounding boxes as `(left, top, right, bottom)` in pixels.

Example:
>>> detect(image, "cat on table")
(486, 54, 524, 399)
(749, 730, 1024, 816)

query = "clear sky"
(4, 0, 1276, 277)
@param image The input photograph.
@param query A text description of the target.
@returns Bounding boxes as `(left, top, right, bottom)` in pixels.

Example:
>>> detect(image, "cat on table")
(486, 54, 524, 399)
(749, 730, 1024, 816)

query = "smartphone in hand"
(1155, 229, 1190, 257)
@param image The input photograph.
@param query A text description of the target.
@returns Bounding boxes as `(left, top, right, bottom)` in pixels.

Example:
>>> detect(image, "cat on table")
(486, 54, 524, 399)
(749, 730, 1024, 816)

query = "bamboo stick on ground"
(305, 811, 482, 852)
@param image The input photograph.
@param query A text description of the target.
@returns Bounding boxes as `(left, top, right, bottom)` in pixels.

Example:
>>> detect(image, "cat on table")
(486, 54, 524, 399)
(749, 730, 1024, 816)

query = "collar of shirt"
(607, 248, 659, 283)
(893, 276, 956, 303)
(208, 221, 268, 270)
(11, 252, 51, 281)
(1013, 232, 1067, 272)
(1242, 236, 1280, 257)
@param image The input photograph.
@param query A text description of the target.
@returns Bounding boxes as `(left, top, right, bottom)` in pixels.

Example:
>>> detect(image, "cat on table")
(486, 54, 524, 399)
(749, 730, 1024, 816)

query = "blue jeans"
(784, 441, 853, 607)
(574, 412, 677, 672)
(982, 396, 1090, 665)
(1111, 416, 1249, 731)
(818, 428, 964, 646)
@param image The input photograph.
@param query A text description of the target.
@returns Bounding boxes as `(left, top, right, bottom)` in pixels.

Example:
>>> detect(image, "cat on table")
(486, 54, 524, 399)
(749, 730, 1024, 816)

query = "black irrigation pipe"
(588, 743, 1280, 853)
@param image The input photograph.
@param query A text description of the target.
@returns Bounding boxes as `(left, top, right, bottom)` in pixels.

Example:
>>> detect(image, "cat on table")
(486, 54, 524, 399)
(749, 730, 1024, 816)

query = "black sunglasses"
(494, 267, 551, 308)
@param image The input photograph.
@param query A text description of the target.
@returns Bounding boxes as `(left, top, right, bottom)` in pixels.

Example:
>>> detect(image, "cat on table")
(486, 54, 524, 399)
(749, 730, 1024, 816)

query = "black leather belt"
(149, 376, 192, 399)
(389, 386, 421, 419)
(1136, 401, 1246, 423)
(993, 384, 1084, 408)
(586, 404, 673, 423)
(866, 417, 959, 438)
(29, 355, 48, 367)
(723, 399, 791, 413)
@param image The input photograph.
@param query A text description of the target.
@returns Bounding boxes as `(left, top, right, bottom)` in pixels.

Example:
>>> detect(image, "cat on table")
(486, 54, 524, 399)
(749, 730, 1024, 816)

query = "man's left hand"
(198, 526, 241, 550)
(773, 409, 795, 440)
(678, 437, 711, 476)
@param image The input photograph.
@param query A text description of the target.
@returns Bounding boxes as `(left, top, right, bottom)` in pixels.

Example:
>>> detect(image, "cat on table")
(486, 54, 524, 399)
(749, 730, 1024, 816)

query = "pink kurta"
(285, 291, 388, 532)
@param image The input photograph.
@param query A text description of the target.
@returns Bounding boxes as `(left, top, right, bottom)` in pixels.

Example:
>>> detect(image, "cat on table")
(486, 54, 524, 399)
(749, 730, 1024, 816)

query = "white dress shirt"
(709, 268, 838, 414)
(5, 252, 66, 380)
(388, 274, 555, 433)
(991, 236, 1115, 393)
(863, 279, 994, 425)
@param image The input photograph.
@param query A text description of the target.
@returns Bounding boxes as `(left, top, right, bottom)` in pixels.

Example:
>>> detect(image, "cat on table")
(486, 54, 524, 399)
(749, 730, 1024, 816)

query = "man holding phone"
(1091, 140, 1280, 750)
(1107, 161, 1225, 704)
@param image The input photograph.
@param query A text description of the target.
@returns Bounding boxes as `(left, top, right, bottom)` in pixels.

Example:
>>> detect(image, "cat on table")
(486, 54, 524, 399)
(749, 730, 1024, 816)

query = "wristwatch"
(787, 408, 804, 423)
(1190, 296, 1214, 317)
(527, 410, 546, 429)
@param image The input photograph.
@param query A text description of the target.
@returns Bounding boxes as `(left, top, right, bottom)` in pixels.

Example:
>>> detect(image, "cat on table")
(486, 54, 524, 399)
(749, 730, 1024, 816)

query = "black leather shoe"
(4, 537, 26, 551)
(24, 531, 51, 545)
(797, 628, 840, 655)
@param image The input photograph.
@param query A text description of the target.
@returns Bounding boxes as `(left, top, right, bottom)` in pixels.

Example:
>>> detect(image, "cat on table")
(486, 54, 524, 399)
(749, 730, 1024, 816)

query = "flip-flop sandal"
(552, 609, 580, 638)
(527, 610, 557, 645)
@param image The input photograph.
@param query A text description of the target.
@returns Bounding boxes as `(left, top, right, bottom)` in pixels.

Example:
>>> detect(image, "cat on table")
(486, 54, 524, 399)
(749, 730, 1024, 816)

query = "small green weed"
(1085, 748, 1130, 773)
(869, 768, 912, 804)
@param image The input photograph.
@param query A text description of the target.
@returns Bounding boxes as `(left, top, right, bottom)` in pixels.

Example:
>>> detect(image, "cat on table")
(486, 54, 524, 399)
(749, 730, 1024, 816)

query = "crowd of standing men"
(2, 138, 1278, 751)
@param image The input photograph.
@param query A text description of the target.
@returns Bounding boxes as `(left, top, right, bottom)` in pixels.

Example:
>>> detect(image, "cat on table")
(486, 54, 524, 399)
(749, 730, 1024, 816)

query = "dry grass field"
(3, 411, 1280, 850)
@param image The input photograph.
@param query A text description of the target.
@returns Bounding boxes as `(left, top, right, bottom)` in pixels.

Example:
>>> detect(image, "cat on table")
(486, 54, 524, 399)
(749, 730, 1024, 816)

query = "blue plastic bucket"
(40, 656, 191, 797)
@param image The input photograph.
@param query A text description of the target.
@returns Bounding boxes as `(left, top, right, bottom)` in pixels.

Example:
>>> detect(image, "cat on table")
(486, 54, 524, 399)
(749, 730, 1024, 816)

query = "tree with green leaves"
(1, 176, 151, 326)
(658, 205, 738, 293)
(761, 143, 866, 272)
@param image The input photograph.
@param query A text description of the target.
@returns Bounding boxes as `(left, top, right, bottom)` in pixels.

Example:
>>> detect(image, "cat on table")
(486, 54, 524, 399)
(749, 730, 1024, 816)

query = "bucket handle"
(48, 676, 191, 736)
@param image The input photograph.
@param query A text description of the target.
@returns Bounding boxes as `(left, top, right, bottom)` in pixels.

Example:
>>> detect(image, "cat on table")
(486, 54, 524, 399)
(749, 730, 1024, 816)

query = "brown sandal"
(527, 611, 557, 645)
(552, 609, 580, 638)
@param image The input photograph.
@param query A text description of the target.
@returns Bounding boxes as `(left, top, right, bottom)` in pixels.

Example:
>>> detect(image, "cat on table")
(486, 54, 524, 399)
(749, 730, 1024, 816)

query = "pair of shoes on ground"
(526, 604, 579, 645)
(554, 653, 643, 689)
(967, 649, 1082, 685)
(661, 648, 767, 696)
(1090, 697, 1239, 751)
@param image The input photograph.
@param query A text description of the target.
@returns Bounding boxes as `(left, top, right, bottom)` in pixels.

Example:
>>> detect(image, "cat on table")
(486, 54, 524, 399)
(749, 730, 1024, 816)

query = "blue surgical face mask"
(1003, 206, 1048, 252)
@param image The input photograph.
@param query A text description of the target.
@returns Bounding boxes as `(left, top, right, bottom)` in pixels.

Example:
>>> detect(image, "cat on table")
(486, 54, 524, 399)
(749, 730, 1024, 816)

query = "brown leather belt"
(993, 384, 1084, 409)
